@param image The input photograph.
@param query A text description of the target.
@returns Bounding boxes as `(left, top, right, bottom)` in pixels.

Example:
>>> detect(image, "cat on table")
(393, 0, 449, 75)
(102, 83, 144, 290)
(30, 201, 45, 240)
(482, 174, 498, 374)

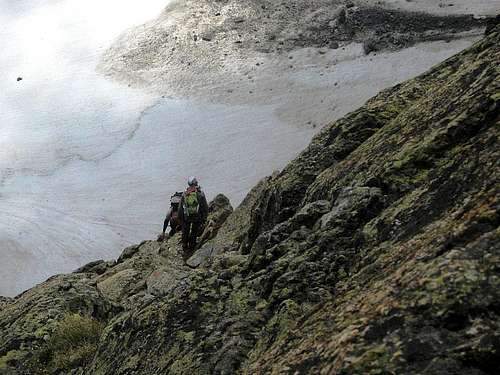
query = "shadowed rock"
(1, 21, 499, 375)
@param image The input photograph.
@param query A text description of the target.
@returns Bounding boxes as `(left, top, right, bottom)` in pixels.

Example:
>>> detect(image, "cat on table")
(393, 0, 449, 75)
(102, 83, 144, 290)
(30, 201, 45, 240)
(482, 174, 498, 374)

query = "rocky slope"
(99, 0, 489, 100)
(1, 18, 499, 375)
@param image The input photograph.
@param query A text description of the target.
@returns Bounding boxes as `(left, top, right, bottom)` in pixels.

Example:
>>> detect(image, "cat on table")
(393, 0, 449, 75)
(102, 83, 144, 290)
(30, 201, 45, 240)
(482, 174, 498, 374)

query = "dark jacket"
(163, 206, 182, 234)
(179, 187, 209, 223)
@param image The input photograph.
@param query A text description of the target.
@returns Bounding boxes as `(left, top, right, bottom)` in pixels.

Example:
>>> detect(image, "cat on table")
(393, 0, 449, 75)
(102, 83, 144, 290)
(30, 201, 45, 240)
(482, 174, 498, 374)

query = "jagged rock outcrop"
(1, 23, 499, 375)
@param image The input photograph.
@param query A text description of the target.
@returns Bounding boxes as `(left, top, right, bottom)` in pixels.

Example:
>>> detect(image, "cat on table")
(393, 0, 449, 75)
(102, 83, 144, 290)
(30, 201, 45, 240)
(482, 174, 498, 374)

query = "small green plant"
(46, 313, 103, 371)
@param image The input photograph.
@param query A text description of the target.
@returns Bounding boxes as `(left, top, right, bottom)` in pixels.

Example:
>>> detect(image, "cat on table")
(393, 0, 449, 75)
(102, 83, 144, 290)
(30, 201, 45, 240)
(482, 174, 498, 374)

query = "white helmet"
(188, 176, 198, 186)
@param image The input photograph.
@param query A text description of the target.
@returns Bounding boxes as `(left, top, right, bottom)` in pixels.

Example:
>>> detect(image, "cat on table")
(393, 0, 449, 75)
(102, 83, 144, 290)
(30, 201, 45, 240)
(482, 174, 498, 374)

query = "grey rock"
(97, 269, 141, 303)
(146, 266, 190, 297)
(329, 41, 340, 49)
(320, 187, 383, 229)
(293, 200, 331, 226)
(117, 244, 140, 263)
(186, 244, 216, 268)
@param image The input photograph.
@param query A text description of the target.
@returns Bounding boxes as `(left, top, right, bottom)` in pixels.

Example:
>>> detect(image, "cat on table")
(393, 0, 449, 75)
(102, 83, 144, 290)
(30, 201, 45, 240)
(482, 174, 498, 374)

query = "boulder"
(146, 267, 190, 297)
(319, 186, 384, 229)
(97, 269, 142, 303)
(186, 243, 215, 268)
(293, 200, 331, 226)
(117, 244, 140, 263)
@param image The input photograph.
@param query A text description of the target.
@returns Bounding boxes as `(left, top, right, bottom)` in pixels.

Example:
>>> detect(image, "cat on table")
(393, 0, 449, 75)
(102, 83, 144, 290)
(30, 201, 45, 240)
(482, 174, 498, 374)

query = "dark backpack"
(170, 192, 182, 210)
(169, 192, 183, 229)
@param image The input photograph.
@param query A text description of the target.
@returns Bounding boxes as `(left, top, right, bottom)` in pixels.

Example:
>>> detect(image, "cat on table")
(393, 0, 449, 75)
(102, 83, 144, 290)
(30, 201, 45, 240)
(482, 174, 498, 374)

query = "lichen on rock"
(1, 18, 499, 375)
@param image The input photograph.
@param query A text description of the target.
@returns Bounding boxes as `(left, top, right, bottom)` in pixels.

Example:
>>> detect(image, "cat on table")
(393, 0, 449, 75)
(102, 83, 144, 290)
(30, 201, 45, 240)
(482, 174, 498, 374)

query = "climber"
(179, 176, 209, 258)
(158, 192, 183, 241)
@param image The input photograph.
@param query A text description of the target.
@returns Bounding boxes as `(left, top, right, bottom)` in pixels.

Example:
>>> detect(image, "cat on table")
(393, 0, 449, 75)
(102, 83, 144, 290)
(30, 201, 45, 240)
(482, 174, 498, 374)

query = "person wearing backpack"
(158, 192, 183, 241)
(179, 176, 209, 257)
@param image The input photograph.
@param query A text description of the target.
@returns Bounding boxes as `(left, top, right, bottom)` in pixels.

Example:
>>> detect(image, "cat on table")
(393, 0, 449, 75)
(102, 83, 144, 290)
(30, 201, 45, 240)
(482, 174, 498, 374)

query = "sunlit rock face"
(1, 0, 498, 297)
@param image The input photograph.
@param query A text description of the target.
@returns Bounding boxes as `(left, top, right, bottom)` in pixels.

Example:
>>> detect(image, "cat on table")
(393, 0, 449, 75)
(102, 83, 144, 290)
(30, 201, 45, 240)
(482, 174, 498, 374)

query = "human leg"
(188, 221, 201, 252)
(182, 221, 191, 251)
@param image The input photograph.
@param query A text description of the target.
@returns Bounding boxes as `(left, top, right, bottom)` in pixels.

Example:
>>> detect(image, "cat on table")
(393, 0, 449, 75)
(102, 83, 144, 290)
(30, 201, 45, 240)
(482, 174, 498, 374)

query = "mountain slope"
(1, 19, 499, 375)
(99, 0, 487, 100)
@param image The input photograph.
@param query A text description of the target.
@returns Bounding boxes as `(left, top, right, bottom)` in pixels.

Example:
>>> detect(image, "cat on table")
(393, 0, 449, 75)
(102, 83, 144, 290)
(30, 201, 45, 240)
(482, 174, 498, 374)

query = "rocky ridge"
(99, 0, 489, 99)
(1, 19, 499, 375)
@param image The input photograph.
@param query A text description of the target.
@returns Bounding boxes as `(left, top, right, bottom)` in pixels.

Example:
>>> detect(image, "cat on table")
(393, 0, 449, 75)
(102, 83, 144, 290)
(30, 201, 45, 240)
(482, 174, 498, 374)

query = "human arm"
(162, 208, 172, 234)
(178, 194, 185, 223)
(199, 191, 209, 222)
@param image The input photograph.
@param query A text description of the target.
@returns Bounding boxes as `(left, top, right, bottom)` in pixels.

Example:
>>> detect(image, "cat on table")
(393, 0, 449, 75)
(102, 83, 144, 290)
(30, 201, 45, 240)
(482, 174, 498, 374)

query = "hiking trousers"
(182, 220, 202, 255)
